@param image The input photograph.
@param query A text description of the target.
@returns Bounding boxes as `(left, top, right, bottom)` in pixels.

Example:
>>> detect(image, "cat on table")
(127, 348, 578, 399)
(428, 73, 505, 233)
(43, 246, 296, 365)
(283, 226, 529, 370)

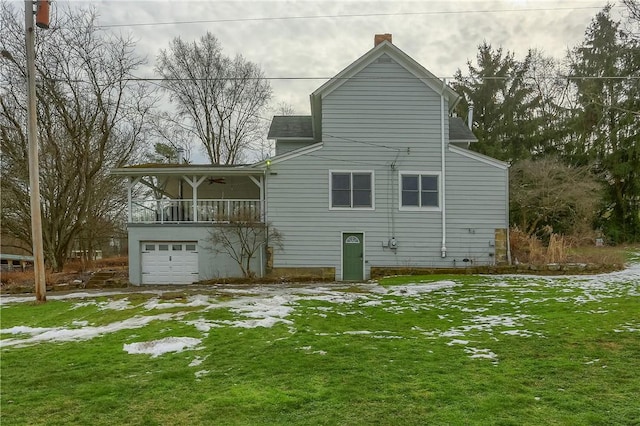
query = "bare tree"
(209, 211, 283, 278)
(0, 3, 156, 271)
(510, 158, 603, 238)
(248, 101, 298, 162)
(156, 32, 272, 165)
(622, 0, 640, 39)
(146, 111, 195, 163)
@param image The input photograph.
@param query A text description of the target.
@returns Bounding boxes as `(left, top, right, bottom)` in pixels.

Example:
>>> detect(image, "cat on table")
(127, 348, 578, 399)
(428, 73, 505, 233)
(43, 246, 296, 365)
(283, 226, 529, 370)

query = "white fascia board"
(272, 137, 315, 141)
(110, 166, 263, 177)
(448, 145, 509, 170)
(312, 41, 459, 107)
(450, 139, 478, 144)
(253, 142, 324, 168)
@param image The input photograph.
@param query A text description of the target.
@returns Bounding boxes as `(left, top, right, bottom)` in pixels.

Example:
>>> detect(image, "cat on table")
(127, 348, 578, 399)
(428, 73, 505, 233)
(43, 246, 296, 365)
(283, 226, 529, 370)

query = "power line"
(95, 6, 613, 29)
(323, 133, 401, 152)
(124, 75, 640, 82)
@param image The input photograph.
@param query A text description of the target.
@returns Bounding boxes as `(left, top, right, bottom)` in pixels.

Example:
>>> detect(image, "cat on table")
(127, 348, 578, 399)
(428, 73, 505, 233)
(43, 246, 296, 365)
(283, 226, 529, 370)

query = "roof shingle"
(267, 116, 314, 139)
(449, 117, 477, 142)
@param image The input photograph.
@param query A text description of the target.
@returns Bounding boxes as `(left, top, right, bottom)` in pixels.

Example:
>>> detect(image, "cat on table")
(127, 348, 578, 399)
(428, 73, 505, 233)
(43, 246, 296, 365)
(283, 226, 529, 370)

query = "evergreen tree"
(566, 7, 640, 242)
(452, 42, 542, 162)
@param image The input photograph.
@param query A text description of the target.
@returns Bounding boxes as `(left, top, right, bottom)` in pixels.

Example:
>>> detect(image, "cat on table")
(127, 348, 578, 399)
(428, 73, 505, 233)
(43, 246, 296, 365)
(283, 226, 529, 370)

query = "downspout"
(506, 167, 512, 265)
(467, 101, 474, 150)
(263, 170, 268, 277)
(440, 79, 447, 258)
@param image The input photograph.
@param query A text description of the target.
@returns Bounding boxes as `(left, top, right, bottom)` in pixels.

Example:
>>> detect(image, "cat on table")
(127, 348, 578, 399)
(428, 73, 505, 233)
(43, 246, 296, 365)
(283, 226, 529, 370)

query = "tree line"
(1, 2, 638, 271)
(453, 3, 639, 244)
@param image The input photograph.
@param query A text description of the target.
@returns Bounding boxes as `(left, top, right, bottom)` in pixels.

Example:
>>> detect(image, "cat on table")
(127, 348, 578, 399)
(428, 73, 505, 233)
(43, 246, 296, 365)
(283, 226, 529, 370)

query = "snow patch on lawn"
(183, 319, 222, 333)
(144, 295, 211, 310)
(0, 313, 175, 348)
(224, 295, 296, 328)
(501, 329, 539, 337)
(299, 346, 328, 355)
(189, 354, 210, 367)
(432, 314, 537, 339)
(374, 281, 458, 296)
(614, 322, 640, 333)
(195, 370, 209, 379)
(71, 298, 132, 311)
(0, 290, 163, 306)
(447, 339, 469, 346)
(465, 347, 498, 360)
(124, 336, 201, 357)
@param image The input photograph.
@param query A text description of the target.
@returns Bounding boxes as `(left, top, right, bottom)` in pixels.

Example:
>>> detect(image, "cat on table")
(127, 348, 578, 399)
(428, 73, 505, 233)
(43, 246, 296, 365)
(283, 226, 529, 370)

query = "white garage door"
(141, 242, 198, 285)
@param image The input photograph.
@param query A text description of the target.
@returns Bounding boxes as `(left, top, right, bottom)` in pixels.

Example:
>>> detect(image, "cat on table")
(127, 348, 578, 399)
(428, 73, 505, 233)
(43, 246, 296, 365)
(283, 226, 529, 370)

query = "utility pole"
(25, 0, 49, 302)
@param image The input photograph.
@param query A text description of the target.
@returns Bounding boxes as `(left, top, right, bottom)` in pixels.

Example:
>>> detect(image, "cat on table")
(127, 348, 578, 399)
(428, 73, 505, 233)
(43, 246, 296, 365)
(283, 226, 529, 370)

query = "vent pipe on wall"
(468, 101, 474, 130)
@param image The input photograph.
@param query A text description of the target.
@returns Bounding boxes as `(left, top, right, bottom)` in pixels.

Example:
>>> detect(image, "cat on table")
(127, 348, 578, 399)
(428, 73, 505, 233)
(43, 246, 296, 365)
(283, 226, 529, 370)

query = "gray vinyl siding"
(445, 150, 508, 265)
(266, 54, 508, 279)
(128, 224, 261, 284)
(275, 140, 316, 156)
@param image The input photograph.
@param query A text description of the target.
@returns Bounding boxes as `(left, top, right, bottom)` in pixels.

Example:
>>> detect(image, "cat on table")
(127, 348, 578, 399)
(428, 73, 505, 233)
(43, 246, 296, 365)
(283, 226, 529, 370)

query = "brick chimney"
(374, 33, 392, 46)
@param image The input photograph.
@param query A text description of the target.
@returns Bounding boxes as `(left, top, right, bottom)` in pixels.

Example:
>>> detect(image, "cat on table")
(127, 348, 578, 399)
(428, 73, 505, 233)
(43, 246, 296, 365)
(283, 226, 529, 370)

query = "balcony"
(131, 199, 263, 224)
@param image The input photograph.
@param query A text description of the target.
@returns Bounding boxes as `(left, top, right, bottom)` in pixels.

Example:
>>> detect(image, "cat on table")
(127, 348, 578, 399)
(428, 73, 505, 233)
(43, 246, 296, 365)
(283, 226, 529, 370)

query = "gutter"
(440, 79, 447, 258)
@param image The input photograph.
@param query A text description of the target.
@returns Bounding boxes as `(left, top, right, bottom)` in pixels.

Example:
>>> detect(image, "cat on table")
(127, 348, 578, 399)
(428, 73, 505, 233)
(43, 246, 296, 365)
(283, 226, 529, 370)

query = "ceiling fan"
(207, 177, 226, 185)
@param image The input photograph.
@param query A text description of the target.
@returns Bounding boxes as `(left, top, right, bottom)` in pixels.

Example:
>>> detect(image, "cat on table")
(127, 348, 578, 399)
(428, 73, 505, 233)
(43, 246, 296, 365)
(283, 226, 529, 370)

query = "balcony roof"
(111, 163, 264, 177)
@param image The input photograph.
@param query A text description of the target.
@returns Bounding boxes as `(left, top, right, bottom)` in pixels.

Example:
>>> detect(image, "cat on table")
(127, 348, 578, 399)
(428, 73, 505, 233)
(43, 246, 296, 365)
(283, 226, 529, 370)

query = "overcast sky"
(82, 0, 623, 116)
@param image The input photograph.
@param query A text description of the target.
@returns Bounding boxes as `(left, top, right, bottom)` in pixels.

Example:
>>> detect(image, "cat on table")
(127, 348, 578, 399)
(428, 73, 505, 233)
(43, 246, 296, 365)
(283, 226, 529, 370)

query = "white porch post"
(127, 177, 141, 222)
(127, 177, 133, 222)
(185, 176, 207, 222)
(249, 175, 265, 222)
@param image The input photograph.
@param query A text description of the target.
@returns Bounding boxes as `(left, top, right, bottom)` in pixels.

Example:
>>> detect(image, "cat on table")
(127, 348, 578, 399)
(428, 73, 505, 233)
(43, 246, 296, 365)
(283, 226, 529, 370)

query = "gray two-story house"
(113, 34, 509, 285)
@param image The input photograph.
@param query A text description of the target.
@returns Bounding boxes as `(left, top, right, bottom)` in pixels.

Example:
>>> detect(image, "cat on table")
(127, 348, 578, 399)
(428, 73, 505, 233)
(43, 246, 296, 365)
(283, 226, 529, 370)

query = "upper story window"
(400, 172, 440, 210)
(330, 171, 373, 209)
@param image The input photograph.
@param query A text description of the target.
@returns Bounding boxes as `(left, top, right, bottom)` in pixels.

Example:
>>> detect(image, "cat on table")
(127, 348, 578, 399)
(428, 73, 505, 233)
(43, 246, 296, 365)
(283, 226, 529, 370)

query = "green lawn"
(1, 259, 639, 425)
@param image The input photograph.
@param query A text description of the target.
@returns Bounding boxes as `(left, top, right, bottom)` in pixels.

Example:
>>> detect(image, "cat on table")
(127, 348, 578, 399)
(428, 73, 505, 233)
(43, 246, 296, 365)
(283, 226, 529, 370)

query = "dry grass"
(565, 246, 627, 266)
(510, 227, 626, 266)
(63, 256, 128, 273)
(1, 257, 128, 291)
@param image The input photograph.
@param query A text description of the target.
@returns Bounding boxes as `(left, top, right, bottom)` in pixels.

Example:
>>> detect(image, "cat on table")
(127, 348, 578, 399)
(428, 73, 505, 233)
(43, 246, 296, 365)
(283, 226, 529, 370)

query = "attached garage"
(141, 242, 199, 284)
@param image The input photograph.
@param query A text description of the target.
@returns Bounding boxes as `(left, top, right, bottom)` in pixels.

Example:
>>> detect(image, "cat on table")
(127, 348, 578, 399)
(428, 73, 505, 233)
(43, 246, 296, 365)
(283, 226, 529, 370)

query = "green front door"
(343, 233, 364, 281)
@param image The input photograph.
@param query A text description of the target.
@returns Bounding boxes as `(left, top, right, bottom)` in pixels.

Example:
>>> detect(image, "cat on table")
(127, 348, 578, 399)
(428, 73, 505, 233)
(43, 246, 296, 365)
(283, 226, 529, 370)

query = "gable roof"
(267, 115, 314, 140)
(449, 117, 477, 143)
(268, 115, 476, 144)
(311, 40, 460, 109)
(448, 145, 509, 170)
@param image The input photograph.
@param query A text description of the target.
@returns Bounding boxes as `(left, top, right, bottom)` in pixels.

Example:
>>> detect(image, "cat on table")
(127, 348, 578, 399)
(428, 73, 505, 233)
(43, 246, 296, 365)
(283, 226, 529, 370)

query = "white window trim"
(329, 170, 375, 210)
(398, 171, 442, 212)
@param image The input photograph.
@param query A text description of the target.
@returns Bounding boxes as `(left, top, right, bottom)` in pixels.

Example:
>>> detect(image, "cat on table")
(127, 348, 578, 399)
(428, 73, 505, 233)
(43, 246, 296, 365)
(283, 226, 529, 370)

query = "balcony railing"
(131, 199, 263, 223)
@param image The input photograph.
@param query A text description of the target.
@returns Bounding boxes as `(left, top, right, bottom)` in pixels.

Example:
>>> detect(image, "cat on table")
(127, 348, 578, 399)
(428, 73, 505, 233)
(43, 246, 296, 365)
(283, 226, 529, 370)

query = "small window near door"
(172, 244, 183, 251)
(144, 244, 155, 251)
(186, 244, 196, 251)
(159, 244, 169, 251)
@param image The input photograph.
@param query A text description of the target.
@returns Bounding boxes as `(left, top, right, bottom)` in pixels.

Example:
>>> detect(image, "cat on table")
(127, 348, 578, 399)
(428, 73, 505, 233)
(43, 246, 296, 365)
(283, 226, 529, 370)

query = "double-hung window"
(330, 171, 373, 209)
(400, 172, 440, 209)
